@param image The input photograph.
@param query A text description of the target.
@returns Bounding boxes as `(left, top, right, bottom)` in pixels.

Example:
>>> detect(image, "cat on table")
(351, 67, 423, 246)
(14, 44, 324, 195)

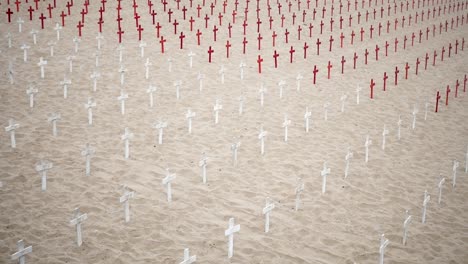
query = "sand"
(1, 0, 467, 263)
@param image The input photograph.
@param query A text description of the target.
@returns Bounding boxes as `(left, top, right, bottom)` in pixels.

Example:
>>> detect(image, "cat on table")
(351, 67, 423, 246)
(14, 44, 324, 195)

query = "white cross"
(188, 50, 196, 68)
(381, 125, 389, 150)
(424, 100, 429, 120)
(296, 73, 303, 91)
(120, 186, 135, 223)
(116, 44, 125, 62)
(139, 41, 147, 57)
(147, 85, 157, 108)
(118, 65, 127, 85)
(54, 23, 62, 41)
(452, 160, 459, 188)
(96, 33, 104, 50)
(26, 85, 38, 108)
(10, 240, 32, 264)
(213, 99, 223, 124)
(186, 109, 196, 134)
(30, 29, 38, 45)
(356, 84, 362, 105)
(60, 78, 72, 99)
(262, 197, 275, 233)
(421, 190, 430, 223)
(84, 97, 96, 125)
(17, 17, 24, 33)
(47, 113, 61, 137)
(167, 57, 173, 72)
(94, 52, 100, 67)
(437, 175, 445, 204)
(117, 90, 129, 115)
(258, 84, 267, 107)
(199, 152, 208, 184)
(5, 119, 20, 148)
(258, 126, 268, 155)
(144, 58, 152, 80)
(402, 210, 412, 245)
(412, 105, 418, 130)
(6, 32, 12, 48)
(321, 162, 331, 194)
(66, 55, 76, 73)
(219, 65, 226, 84)
(20, 44, 30, 62)
(174, 80, 182, 100)
(295, 178, 305, 211)
(47, 41, 56, 57)
(238, 96, 245, 116)
(121, 128, 134, 159)
(37, 57, 47, 79)
(162, 169, 176, 202)
(179, 248, 197, 264)
(340, 94, 348, 112)
(278, 80, 286, 99)
(152, 120, 167, 145)
(197, 72, 205, 92)
(344, 147, 353, 178)
(239, 61, 246, 80)
(81, 143, 95, 176)
(465, 145, 468, 173)
(69, 208, 88, 246)
(365, 135, 372, 163)
(282, 114, 291, 142)
(35, 160, 53, 191)
(379, 234, 390, 264)
(323, 102, 330, 121)
(8, 61, 14, 84)
(231, 141, 241, 164)
(397, 115, 402, 140)
(304, 107, 312, 132)
(90, 71, 100, 92)
(224, 217, 240, 259)
(73, 37, 81, 53)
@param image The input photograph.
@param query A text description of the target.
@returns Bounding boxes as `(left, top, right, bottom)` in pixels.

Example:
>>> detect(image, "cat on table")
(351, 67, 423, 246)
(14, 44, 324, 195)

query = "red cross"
(327, 61, 332, 79)
(242, 37, 248, 54)
(213, 25, 218, 41)
(257, 55, 263, 73)
(218, 12, 223, 26)
(289, 46, 295, 63)
(189, 16, 195, 31)
(273, 50, 279, 68)
(405, 63, 410, 79)
(303, 42, 309, 59)
(328, 35, 334, 51)
(435, 91, 441, 112)
(97, 18, 103, 32)
(155, 22, 162, 38)
(77, 20, 84, 36)
(383, 72, 388, 91)
(39, 13, 47, 29)
(394, 66, 400, 85)
(168, 9, 173, 22)
(28, 6, 34, 20)
(445, 85, 451, 105)
(225, 40, 231, 58)
(353, 52, 358, 69)
(455, 79, 460, 98)
(312, 65, 319, 84)
(117, 27, 124, 43)
(179, 31, 185, 49)
(272, 31, 277, 47)
(159, 36, 166, 53)
(137, 24, 144, 41)
(369, 78, 375, 99)
(257, 34, 263, 50)
(316, 38, 321, 55)
(6, 8, 13, 23)
(350, 31, 355, 44)
(60, 11, 66, 26)
(207, 46, 214, 63)
(364, 49, 369, 64)
(415, 58, 420, 75)
(433, 50, 437, 66)
(242, 20, 248, 35)
(196, 29, 202, 45)
(182, 6, 187, 19)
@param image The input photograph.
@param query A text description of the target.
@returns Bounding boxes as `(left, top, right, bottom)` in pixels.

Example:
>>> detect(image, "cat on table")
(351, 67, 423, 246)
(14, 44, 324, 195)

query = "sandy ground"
(0, 0, 467, 263)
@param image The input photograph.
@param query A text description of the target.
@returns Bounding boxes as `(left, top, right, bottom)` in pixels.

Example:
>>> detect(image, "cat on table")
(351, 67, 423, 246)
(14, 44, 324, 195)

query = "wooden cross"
(10, 240, 32, 264)
(69, 208, 88, 246)
(5, 119, 20, 148)
(162, 169, 176, 202)
(35, 160, 53, 191)
(225, 218, 240, 258)
(119, 186, 135, 222)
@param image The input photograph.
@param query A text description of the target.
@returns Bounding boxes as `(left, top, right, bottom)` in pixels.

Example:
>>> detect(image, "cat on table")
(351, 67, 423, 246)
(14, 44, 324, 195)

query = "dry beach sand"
(0, 0, 467, 263)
